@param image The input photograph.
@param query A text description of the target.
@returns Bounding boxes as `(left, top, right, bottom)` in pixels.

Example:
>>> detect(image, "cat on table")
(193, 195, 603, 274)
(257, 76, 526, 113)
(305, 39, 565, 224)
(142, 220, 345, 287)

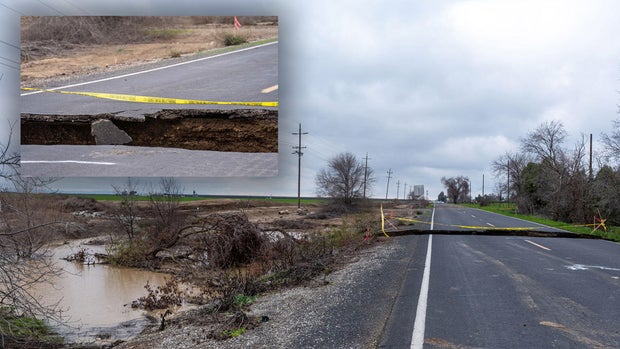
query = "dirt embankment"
(21, 109, 278, 152)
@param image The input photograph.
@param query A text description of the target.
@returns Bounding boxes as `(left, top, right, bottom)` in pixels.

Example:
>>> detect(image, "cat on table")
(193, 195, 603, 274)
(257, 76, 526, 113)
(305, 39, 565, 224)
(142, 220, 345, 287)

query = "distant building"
(413, 185, 425, 199)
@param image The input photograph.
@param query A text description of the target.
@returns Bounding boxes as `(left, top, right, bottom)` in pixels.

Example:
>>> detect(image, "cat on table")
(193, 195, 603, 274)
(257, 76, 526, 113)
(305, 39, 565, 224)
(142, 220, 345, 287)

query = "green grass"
(463, 203, 620, 242)
(0, 309, 63, 344)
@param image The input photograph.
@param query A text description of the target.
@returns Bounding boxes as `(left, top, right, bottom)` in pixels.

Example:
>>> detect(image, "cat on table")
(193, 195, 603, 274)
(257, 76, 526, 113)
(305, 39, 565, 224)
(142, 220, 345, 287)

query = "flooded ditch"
(34, 240, 171, 346)
(21, 108, 278, 152)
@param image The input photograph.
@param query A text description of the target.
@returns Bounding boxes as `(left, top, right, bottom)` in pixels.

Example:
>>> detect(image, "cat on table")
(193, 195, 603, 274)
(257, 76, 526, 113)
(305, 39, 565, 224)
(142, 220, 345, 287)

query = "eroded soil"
(21, 109, 278, 152)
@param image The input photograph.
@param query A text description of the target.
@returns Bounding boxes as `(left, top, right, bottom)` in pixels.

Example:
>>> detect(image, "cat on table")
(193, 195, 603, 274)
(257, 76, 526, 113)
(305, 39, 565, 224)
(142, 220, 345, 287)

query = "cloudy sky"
(1, 0, 619, 199)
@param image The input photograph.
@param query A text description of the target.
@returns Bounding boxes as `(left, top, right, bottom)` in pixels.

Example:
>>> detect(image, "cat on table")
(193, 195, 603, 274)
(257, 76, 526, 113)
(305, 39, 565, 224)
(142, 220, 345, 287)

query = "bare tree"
(441, 176, 469, 204)
(601, 118, 620, 163)
(520, 120, 567, 170)
(112, 178, 140, 242)
(315, 152, 373, 205)
(0, 130, 65, 346)
(144, 177, 186, 258)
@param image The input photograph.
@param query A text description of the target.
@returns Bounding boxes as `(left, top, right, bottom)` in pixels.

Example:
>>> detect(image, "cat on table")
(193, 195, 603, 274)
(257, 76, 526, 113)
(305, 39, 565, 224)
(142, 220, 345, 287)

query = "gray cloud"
(2, 0, 620, 198)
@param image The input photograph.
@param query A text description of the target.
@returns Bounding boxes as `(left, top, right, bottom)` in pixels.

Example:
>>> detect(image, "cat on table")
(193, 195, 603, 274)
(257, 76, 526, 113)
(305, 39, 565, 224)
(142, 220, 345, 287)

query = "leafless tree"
(144, 177, 186, 258)
(0, 128, 66, 346)
(112, 178, 140, 242)
(520, 120, 567, 171)
(315, 152, 373, 205)
(441, 176, 469, 204)
(601, 118, 620, 164)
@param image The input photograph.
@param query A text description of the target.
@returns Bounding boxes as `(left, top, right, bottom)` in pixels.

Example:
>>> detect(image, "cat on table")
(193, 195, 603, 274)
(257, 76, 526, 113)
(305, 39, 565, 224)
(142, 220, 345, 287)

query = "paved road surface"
(20, 145, 277, 177)
(20, 43, 278, 177)
(379, 204, 620, 348)
(21, 42, 278, 115)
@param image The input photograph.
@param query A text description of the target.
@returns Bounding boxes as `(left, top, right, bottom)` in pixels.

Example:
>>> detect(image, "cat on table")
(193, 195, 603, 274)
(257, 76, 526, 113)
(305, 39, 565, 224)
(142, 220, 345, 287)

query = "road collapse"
(21, 108, 278, 153)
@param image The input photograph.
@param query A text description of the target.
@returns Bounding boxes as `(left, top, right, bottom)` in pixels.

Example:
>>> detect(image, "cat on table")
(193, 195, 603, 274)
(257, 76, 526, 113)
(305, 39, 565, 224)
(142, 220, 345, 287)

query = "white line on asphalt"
(411, 234, 433, 349)
(21, 41, 278, 96)
(21, 160, 116, 165)
(261, 84, 278, 93)
(486, 222, 495, 227)
(525, 239, 551, 251)
(430, 205, 436, 231)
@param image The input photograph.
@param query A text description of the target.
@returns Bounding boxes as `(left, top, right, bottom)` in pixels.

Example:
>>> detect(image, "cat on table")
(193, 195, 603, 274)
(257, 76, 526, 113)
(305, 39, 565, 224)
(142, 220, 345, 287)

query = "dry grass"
(20, 16, 278, 83)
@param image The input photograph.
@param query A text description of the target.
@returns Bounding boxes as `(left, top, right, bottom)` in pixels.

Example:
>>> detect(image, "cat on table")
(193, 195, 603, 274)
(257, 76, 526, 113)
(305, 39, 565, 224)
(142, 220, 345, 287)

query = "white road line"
(261, 84, 278, 93)
(21, 160, 116, 165)
(21, 41, 278, 96)
(486, 222, 495, 227)
(411, 234, 433, 349)
(430, 205, 436, 231)
(525, 239, 551, 251)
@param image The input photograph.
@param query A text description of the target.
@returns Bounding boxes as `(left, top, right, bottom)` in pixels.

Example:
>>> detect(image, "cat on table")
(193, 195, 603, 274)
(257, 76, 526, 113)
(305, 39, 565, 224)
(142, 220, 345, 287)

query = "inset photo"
(20, 16, 278, 177)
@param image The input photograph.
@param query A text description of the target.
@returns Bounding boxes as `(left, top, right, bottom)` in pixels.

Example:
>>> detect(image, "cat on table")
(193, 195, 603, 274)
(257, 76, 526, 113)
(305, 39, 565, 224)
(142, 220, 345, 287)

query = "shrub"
(224, 34, 247, 46)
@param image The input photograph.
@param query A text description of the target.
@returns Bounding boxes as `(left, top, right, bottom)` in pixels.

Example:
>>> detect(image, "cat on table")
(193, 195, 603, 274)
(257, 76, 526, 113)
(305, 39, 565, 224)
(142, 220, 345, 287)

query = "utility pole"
(404, 182, 407, 200)
(482, 174, 485, 197)
(363, 153, 370, 199)
(396, 180, 400, 200)
(589, 133, 593, 180)
(385, 169, 392, 200)
(292, 123, 308, 209)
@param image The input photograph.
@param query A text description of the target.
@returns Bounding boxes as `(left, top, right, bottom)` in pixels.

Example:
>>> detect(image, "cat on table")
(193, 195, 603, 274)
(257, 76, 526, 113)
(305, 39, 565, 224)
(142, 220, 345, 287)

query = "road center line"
(525, 239, 551, 251)
(21, 41, 278, 96)
(411, 234, 432, 349)
(486, 222, 495, 227)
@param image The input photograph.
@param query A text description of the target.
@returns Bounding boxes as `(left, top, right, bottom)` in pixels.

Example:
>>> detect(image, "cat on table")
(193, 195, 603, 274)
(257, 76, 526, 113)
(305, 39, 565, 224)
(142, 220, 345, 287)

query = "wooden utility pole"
(396, 180, 400, 200)
(589, 133, 593, 180)
(292, 124, 307, 209)
(385, 169, 392, 200)
(363, 153, 370, 199)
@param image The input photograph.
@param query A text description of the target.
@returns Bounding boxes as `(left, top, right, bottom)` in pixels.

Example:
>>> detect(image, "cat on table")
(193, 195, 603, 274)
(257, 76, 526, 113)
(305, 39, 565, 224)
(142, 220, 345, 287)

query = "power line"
(0, 55, 19, 65)
(0, 3, 25, 15)
(35, 0, 65, 15)
(0, 39, 20, 51)
(0, 61, 18, 70)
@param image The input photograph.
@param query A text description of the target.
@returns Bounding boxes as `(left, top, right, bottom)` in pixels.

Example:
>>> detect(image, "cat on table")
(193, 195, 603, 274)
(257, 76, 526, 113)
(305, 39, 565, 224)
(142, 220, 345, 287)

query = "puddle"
(32, 240, 170, 345)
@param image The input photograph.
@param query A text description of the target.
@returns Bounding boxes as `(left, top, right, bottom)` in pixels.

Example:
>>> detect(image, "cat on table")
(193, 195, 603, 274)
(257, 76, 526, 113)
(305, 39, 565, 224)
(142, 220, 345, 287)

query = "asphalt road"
(378, 204, 620, 348)
(20, 145, 277, 177)
(21, 42, 278, 115)
(20, 43, 278, 177)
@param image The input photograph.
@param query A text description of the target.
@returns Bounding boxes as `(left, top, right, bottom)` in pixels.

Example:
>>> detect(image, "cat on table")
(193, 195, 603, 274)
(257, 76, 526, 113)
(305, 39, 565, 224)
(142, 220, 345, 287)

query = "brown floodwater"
(33, 240, 170, 345)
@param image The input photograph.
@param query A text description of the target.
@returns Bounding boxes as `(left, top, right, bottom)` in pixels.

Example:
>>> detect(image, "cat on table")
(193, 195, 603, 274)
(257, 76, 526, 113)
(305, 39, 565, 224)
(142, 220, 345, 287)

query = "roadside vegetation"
(462, 202, 620, 242)
(442, 119, 620, 242)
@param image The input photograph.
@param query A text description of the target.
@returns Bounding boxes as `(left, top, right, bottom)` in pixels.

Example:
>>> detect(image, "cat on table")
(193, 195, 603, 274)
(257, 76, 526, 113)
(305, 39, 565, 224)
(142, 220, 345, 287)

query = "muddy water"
(33, 240, 170, 344)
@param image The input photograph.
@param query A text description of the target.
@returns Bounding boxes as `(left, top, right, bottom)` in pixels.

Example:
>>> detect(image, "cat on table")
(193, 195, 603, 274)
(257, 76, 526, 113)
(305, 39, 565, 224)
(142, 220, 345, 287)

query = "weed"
(170, 50, 182, 58)
(224, 34, 247, 46)
(222, 327, 246, 338)
(0, 308, 63, 345)
(106, 240, 146, 267)
(233, 294, 257, 308)
(145, 28, 185, 40)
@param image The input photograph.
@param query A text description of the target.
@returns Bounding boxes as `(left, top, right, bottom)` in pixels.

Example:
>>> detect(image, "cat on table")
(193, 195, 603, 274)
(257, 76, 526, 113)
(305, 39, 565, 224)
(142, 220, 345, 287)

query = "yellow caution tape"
(387, 216, 537, 231)
(380, 205, 390, 237)
(20, 87, 278, 107)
